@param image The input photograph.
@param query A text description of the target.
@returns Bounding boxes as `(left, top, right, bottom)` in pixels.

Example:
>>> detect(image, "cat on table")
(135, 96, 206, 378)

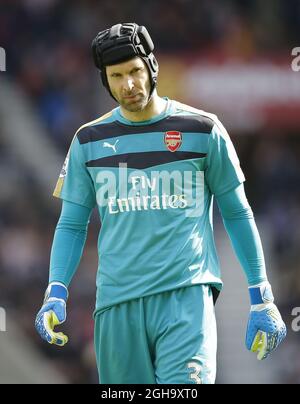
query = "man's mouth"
(123, 93, 139, 100)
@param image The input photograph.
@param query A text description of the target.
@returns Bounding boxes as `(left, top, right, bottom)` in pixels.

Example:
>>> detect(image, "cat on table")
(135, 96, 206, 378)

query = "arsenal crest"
(164, 131, 182, 152)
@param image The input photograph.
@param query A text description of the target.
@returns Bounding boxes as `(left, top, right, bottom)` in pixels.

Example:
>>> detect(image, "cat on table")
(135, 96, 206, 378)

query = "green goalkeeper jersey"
(54, 98, 245, 313)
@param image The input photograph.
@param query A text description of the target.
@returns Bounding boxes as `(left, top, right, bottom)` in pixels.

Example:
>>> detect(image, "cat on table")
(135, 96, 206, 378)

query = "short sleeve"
(205, 122, 245, 196)
(53, 135, 96, 209)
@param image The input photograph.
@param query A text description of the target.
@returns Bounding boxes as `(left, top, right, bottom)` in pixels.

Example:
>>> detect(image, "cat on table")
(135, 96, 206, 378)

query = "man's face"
(106, 57, 151, 112)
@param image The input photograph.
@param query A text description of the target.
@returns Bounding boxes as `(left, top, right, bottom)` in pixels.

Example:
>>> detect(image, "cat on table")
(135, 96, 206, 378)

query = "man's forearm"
(49, 200, 92, 286)
(216, 184, 267, 285)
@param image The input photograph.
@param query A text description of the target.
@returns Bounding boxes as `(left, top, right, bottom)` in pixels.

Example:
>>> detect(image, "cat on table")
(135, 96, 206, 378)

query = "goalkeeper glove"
(35, 282, 69, 346)
(246, 281, 286, 360)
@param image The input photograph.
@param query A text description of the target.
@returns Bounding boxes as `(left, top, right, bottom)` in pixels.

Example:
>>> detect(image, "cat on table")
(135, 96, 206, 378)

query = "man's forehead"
(106, 57, 145, 73)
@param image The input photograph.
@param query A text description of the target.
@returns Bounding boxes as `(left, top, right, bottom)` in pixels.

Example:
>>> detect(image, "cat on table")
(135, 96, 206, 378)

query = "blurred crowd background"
(0, 0, 299, 383)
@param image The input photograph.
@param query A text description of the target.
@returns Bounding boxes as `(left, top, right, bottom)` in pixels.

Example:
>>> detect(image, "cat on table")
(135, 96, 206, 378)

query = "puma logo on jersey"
(103, 139, 119, 153)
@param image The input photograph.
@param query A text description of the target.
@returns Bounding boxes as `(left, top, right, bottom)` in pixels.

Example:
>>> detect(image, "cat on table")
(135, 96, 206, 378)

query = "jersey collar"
(113, 97, 174, 126)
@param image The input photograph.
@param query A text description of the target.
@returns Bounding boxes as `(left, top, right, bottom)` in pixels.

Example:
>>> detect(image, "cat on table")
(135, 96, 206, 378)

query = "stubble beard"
(120, 93, 149, 112)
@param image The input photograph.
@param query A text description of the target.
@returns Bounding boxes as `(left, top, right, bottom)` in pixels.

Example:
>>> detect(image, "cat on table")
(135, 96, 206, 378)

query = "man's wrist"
(44, 282, 68, 303)
(248, 281, 274, 306)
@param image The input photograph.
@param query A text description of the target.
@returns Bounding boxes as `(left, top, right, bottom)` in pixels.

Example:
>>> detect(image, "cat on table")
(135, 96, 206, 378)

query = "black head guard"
(92, 23, 159, 100)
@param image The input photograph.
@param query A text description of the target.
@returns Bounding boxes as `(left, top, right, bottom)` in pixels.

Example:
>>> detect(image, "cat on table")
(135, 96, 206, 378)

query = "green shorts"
(94, 285, 217, 384)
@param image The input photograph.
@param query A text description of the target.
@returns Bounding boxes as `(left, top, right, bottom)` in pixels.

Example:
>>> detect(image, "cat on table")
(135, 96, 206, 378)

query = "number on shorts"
(187, 361, 202, 384)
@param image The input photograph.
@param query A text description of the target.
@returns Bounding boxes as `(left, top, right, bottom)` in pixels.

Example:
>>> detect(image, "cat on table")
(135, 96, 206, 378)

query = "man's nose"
(123, 77, 134, 92)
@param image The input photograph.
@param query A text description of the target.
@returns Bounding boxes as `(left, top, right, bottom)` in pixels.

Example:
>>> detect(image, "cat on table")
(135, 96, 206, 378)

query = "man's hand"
(35, 282, 69, 346)
(246, 282, 286, 360)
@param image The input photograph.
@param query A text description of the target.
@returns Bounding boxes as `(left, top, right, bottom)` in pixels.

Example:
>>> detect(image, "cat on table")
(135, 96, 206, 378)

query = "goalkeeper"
(35, 23, 286, 384)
